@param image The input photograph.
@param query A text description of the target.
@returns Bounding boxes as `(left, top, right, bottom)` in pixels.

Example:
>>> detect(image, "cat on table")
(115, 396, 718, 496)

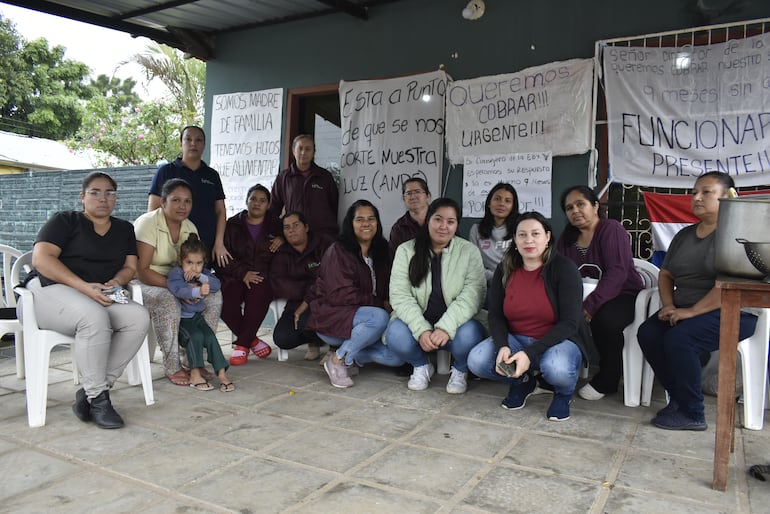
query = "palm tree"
(132, 43, 205, 122)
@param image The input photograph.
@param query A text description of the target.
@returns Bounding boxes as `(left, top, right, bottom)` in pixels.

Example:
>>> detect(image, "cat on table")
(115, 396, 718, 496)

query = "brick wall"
(0, 166, 157, 252)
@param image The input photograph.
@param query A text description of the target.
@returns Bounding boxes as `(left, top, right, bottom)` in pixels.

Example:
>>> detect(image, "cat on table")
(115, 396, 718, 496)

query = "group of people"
(24, 122, 754, 432)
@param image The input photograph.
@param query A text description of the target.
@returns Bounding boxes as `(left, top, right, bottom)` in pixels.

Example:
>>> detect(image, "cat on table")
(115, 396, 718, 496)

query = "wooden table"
(714, 278, 770, 491)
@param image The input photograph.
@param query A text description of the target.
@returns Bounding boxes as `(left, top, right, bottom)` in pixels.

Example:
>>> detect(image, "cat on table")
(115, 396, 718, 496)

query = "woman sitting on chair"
(638, 171, 757, 431)
(556, 185, 643, 401)
(28, 172, 149, 429)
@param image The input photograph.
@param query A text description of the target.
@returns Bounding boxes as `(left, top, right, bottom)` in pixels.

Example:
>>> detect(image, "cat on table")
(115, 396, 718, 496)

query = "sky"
(0, 2, 168, 100)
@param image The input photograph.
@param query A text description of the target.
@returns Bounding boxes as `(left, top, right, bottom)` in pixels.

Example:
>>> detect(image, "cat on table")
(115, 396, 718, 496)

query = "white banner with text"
(445, 59, 593, 164)
(603, 33, 770, 188)
(463, 152, 553, 218)
(339, 70, 447, 235)
(209, 88, 284, 216)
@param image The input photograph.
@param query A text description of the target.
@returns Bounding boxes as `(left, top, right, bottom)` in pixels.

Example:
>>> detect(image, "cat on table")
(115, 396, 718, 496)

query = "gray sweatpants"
(28, 277, 150, 399)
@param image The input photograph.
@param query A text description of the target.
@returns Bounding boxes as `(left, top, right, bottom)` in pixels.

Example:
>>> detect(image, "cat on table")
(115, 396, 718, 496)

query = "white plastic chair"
(621, 259, 660, 407)
(0, 246, 26, 378)
(15, 286, 154, 428)
(270, 299, 289, 362)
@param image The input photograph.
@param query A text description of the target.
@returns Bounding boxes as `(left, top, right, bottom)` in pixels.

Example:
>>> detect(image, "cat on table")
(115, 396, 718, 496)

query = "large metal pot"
(716, 195, 770, 279)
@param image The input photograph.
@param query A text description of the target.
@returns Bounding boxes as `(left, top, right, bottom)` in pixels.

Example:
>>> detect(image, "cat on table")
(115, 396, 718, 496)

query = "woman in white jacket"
(386, 197, 486, 394)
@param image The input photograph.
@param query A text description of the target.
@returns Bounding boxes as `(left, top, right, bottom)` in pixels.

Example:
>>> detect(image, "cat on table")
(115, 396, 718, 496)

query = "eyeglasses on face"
(403, 190, 425, 198)
(85, 189, 118, 199)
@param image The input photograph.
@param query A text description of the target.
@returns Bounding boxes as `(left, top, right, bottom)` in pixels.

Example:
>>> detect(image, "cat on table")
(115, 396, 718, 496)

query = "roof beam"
(316, 0, 368, 20)
(115, 0, 200, 21)
(1, 0, 208, 58)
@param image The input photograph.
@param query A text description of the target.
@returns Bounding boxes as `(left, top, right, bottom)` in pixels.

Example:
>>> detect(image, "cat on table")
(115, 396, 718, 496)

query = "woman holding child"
(135, 178, 223, 386)
(29, 172, 149, 428)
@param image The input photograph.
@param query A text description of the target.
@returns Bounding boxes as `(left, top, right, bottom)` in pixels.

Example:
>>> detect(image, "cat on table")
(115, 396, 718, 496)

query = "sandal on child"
(189, 381, 214, 391)
(250, 338, 272, 359)
(220, 382, 236, 392)
(229, 345, 249, 366)
(167, 369, 190, 386)
(200, 368, 214, 380)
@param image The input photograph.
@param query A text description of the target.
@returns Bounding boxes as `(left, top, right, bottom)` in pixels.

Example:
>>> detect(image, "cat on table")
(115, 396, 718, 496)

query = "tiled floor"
(1, 327, 769, 513)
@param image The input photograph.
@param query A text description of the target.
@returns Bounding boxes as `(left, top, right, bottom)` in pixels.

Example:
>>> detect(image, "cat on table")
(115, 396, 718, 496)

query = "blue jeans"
(385, 318, 484, 372)
(317, 306, 390, 366)
(638, 309, 757, 421)
(467, 335, 582, 396)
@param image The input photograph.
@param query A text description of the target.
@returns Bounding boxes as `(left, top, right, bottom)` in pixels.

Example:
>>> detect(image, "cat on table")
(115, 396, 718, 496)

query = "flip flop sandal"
(250, 338, 272, 359)
(229, 346, 249, 366)
(219, 382, 236, 392)
(167, 370, 190, 386)
(189, 381, 214, 391)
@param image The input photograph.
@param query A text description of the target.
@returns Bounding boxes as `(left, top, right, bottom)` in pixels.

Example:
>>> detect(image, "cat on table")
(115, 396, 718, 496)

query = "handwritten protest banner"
(339, 70, 447, 235)
(463, 152, 553, 218)
(445, 59, 593, 164)
(603, 32, 770, 187)
(209, 88, 283, 216)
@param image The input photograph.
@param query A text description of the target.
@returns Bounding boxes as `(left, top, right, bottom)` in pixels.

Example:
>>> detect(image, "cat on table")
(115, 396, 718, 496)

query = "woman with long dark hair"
(307, 200, 401, 388)
(387, 197, 486, 394)
(469, 182, 519, 287)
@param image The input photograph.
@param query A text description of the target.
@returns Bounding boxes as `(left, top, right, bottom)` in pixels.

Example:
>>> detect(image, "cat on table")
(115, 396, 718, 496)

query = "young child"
(167, 234, 234, 392)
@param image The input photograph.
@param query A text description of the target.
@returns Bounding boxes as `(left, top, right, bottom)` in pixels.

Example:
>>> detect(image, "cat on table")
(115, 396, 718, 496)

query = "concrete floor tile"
(530, 409, 636, 445)
(616, 449, 738, 508)
(0, 448, 80, 499)
(408, 416, 514, 459)
(374, 384, 464, 414)
(353, 446, 485, 499)
(504, 432, 619, 482)
(2, 470, 172, 514)
(122, 392, 240, 432)
(180, 456, 332, 512)
(300, 481, 441, 513)
(190, 409, 313, 452)
(109, 438, 247, 490)
(38, 421, 174, 465)
(462, 466, 598, 513)
(326, 402, 433, 439)
(632, 421, 719, 460)
(0, 437, 16, 454)
(258, 390, 360, 422)
(604, 489, 732, 513)
(267, 426, 388, 473)
(446, 394, 542, 428)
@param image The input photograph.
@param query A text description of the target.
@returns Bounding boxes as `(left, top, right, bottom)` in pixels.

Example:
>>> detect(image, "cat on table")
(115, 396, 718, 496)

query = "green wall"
(204, 0, 770, 236)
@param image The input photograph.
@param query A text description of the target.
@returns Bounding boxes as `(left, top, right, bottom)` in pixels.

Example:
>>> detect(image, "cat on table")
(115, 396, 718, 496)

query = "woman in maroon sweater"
(269, 211, 331, 359)
(215, 184, 278, 365)
(307, 200, 401, 388)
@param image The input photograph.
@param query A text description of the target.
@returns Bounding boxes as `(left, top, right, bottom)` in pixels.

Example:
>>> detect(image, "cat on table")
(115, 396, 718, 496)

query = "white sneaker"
(446, 367, 468, 394)
(578, 383, 605, 401)
(408, 363, 435, 391)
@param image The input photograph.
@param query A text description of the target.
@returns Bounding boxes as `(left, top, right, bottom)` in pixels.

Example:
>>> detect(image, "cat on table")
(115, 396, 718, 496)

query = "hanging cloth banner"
(338, 70, 447, 235)
(603, 32, 770, 188)
(209, 88, 283, 217)
(444, 58, 594, 164)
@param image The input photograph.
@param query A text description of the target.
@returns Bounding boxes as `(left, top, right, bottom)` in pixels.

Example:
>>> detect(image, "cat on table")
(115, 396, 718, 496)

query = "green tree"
(0, 15, 92, 139)
(132, 43, 205, 121)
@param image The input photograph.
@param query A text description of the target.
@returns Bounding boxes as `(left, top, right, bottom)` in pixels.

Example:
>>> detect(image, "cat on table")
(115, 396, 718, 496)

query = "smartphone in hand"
(496, 361, 516, 378)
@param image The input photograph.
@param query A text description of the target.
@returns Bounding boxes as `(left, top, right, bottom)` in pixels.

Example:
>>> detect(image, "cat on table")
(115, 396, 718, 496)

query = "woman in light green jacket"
(386, 197, 486, 394)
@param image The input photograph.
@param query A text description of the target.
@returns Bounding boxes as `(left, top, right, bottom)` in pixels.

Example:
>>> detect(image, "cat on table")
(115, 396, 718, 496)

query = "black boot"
(89, 390, 124, 429)
(72, 388, 91, 422)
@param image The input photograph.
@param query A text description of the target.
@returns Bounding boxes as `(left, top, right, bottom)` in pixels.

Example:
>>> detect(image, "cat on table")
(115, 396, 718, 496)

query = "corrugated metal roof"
(3, 0, 401, 59)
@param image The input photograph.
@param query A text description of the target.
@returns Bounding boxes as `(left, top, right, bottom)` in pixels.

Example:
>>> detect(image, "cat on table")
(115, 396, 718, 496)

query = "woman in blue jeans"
(307, 200, 402, 388)
(387, 197, 486, 394)
(467, 212, 595, 421)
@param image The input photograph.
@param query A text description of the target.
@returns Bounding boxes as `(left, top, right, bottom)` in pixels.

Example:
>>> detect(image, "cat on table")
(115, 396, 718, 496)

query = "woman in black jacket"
(467, 212, 595, 421)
